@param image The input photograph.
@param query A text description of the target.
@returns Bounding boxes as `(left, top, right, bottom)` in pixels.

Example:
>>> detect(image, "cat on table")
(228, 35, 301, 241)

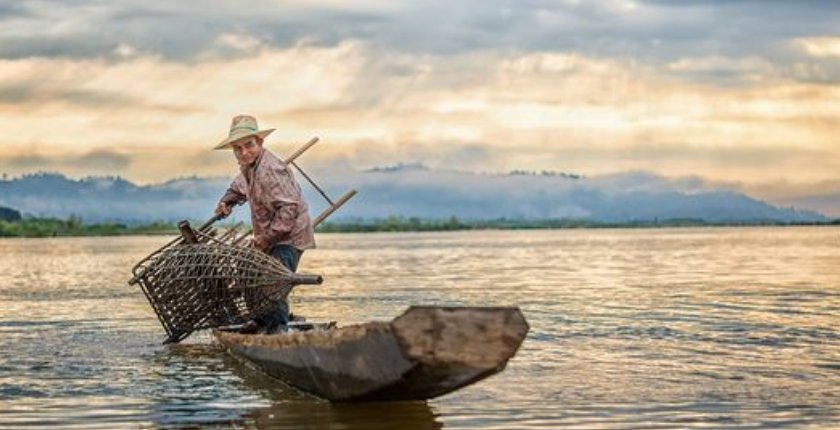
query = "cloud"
(798, 37, 840, 58)
(0, 41, 367, 146)
(666, 56, 776, 82)
(0, 79, 144, 107)
(0, 42, 838, 184)
(0, 1, 839, 187)
(0, 149, 132, 173)
(2, 1, 838, 73)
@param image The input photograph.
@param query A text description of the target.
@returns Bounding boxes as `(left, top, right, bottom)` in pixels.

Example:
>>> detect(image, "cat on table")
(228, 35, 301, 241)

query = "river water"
(1, 227, 839, 429)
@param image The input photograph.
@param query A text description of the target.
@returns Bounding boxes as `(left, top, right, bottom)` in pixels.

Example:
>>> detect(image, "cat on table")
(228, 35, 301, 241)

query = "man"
(214, 114, 316, 333)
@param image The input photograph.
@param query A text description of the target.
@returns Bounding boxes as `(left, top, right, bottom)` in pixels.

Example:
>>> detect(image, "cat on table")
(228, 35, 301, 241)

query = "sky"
(0, 0, 838, 192)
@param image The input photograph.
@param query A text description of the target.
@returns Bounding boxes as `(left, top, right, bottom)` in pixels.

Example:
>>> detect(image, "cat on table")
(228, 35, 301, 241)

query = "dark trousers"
(259, 244, 302, 332)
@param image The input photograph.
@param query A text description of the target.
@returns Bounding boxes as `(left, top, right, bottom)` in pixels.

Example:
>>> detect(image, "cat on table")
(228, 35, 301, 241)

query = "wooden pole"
(231, 229, 253, 246)
(217, 222, 244, 242)
(314, 189, 357, 226)
(291, 160, 333, 204)
(284, 137, 319, 164)
(280, 136, 357, 226)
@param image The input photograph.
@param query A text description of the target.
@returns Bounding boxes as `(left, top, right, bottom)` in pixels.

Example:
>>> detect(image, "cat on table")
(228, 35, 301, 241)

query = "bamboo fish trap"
(129, 218, 323, 343)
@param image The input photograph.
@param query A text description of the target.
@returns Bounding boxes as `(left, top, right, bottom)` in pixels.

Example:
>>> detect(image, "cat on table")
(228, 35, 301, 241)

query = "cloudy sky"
(0, 0, 838, 190)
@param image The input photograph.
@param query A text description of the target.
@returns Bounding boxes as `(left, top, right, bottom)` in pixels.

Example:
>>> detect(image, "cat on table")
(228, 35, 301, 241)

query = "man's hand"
(252, 236, 270, 253)
(215, 202, 232, 219)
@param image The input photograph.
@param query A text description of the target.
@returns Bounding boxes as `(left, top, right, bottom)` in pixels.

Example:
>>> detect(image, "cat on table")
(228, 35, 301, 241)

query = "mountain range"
(0, 166, 833, 225)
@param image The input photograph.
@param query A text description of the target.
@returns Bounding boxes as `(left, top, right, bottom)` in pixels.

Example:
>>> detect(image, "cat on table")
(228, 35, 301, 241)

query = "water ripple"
(1, 228, 839, 429)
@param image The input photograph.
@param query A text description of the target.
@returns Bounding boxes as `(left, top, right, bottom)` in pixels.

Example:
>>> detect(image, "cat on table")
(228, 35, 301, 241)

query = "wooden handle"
(285, 137, 319, 164)
(288, 274, 324, 286)
(227, 273, 323, 290)
(314, 189, 357, 226)
(178, 220, 199, 244)
(199, 213, 224, 231)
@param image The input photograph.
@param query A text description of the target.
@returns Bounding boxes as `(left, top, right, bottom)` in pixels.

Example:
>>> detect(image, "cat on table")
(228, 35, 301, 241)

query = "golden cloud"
(0, 43, 838, 185)
(798, 37, 840, 58)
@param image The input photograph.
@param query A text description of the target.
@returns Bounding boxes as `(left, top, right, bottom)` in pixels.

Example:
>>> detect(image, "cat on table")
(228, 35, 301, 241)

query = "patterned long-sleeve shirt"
(219, 149, 316, 251)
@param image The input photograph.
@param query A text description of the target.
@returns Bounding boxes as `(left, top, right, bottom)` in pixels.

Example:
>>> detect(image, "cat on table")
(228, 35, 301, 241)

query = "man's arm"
(216, 174, 248, 218)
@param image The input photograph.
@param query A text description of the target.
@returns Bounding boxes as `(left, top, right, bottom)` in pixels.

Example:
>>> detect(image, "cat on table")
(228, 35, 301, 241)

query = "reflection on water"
(143, 345, 443, 430)
(1, 227, 839, 429)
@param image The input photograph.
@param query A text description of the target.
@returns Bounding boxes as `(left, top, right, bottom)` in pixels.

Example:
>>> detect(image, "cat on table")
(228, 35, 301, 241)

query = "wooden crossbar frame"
(283, 137, 356, 226)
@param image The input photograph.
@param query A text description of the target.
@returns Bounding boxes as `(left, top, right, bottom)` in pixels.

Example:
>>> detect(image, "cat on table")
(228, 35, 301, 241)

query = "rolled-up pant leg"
(260, 244, 302, 332)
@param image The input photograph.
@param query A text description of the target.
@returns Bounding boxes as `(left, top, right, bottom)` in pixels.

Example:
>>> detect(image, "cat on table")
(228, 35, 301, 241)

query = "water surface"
(1, 227, 839, 429)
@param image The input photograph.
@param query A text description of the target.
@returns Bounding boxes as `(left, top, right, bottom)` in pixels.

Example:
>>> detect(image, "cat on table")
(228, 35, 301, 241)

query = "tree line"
(1, 205, 838, 238)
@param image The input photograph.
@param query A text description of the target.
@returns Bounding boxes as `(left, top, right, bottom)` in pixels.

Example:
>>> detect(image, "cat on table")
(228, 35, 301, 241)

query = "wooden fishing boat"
(213, 306, 529, 402)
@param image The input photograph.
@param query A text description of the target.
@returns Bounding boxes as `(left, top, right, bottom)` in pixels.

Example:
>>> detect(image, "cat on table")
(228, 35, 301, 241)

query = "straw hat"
(214, 114, 275, 150)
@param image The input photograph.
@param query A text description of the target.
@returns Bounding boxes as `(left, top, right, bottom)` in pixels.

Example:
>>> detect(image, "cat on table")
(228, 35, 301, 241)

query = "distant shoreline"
(1, 216, 838, 238)
(0, 217, 176, 238)
(316, 217, 840, 233)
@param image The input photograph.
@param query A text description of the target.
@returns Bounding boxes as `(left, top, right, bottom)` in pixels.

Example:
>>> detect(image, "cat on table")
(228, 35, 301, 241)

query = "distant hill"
(0, 173, 229, 224)
(0, 168, 828, 225)
(0, 205, 22, 222)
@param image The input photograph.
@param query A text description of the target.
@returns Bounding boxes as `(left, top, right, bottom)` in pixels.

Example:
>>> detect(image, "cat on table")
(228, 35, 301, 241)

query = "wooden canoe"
(212, 306, 529, 402)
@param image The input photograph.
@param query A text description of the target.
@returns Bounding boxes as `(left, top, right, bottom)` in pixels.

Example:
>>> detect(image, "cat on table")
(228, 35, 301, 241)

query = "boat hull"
(213, 306, 529, 401)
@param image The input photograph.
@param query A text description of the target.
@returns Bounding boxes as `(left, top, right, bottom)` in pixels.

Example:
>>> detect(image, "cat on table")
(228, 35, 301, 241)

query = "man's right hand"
(215, 202, 232, 218)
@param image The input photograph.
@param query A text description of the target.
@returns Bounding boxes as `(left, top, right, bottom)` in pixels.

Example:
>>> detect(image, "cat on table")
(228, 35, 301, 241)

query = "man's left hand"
(252, 236, 270, 253)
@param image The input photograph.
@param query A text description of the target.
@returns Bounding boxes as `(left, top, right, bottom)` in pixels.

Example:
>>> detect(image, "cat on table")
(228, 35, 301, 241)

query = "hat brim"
(213, 129, 275, 150)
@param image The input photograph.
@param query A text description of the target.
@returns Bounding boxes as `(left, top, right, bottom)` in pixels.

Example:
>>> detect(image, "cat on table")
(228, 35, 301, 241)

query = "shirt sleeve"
(220, 173, 248, 206)
(259, 163, 301, 245)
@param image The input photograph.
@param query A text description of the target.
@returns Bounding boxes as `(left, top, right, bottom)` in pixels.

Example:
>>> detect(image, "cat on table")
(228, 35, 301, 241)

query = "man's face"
(231, 137, 263, 166)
